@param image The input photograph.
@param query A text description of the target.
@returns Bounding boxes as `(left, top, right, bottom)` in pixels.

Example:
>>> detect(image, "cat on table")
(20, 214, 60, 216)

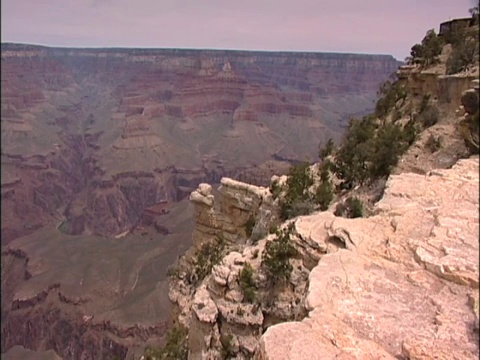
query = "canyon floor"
(2, 198, 194, 359)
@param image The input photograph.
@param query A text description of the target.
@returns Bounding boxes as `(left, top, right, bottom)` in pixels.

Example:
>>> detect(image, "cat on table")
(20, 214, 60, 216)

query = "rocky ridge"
(169, 152, 479, 359)
(169, 179, 313, 359)
(166, 17, 480, 360)
(257, 156, 479, 359)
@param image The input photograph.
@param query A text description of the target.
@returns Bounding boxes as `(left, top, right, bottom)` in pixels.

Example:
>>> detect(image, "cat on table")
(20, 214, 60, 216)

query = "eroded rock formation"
(257, 156, 479, 359)
(1, 44, 400, 241)
(170, 155, 479, 359)
(166, 18, 480, 360)
(170, 178, 319, 359)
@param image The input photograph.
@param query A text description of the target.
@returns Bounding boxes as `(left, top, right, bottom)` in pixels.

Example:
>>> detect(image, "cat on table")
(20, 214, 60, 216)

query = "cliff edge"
(257, 156, 479, 359)
(163, 13, 479, 360)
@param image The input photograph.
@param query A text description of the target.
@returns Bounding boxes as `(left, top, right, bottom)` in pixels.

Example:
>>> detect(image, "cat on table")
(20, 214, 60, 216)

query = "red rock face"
(0, 43, 401, 357)
(1, 44, 401, 241)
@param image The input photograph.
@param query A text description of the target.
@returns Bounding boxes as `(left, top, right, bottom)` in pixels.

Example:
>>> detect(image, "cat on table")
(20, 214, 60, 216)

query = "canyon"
(1, 43, 401, 241)
(157, 17, 480, 359)
(1, 44, 401, 358)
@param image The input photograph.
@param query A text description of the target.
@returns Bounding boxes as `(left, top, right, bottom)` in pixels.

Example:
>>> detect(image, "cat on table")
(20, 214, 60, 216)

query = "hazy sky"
(1, 0, 475, 60)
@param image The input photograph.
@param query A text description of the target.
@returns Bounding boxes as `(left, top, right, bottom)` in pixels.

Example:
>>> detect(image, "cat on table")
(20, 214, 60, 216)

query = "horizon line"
(1, 41, 403, 61)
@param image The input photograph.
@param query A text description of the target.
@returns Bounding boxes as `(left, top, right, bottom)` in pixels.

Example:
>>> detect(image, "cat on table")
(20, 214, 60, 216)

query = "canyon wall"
(256, 156, 479, 359)
(1, 43, 401, 241)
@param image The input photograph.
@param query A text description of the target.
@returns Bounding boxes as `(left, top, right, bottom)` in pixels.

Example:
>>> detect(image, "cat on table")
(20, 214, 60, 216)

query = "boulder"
(192, 286, 218, 323)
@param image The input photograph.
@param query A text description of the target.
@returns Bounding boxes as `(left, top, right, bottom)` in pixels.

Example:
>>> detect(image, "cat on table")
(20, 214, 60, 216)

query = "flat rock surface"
(257, 157, 479, 360)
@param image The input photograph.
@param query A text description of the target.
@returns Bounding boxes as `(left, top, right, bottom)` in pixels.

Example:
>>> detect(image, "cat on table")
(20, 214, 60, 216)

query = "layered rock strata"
(1, 44, 400, 241)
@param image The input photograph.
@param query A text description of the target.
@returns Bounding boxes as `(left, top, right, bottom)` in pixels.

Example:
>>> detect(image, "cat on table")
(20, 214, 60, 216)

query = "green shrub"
(444, 21, 478, 75)
(333, 114, 414, 188)
(192, 235, 226, 284)
(239, 262, 257, 303)
(318, 161, 331, 182)
(369, 123, 410, 179)
(277, 161, 315, 221)
(375, 80, 407, 118)
(402, 118, 419, 146)
(408, 29, 444, 66)
(334, 197, 364, 218)
(318, 138, 335, 160)
(269, 180, 282, 199)
(262, 223, 299, 284)
(333, 116, 377, 189)
(315, 180, 334, 211)
(268, 225, 278, 234)
(144, 325, 188, 360)
(461, 90, 479, 115)
(279, 199, 314, 221)
(285, 162, 314, 202)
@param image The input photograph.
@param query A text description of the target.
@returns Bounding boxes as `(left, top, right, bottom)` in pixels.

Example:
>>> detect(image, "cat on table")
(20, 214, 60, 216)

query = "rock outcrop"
(171, 179, 317, 359)
(256, 156, 479, 359)
(189, 178, 275, 246)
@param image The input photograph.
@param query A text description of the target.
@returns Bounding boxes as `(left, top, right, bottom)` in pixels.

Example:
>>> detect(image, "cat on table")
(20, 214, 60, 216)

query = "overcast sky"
(1, 0, 475, 60)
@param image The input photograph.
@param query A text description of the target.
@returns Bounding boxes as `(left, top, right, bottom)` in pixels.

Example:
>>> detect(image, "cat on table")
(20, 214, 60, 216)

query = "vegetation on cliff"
(406, 29, 444, 66)
(274, 101, 415, 221)
(277, 162, 315, 220)
(261, 223, 299, 284)
(334, 196, 364, 218)
(144, 325, 188, 360)
(189, 235, 226, 285)
(239, 262, 257, 303)
(270, 8, 479, 225)
(406, 5, 478, 76)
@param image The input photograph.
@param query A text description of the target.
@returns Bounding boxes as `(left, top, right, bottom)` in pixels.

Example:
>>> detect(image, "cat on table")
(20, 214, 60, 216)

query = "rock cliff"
(257, 156, 479, 359)
(166, 17, 479, 360)
(169, 154, 479, 359)
(169, 180, 313, 359)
